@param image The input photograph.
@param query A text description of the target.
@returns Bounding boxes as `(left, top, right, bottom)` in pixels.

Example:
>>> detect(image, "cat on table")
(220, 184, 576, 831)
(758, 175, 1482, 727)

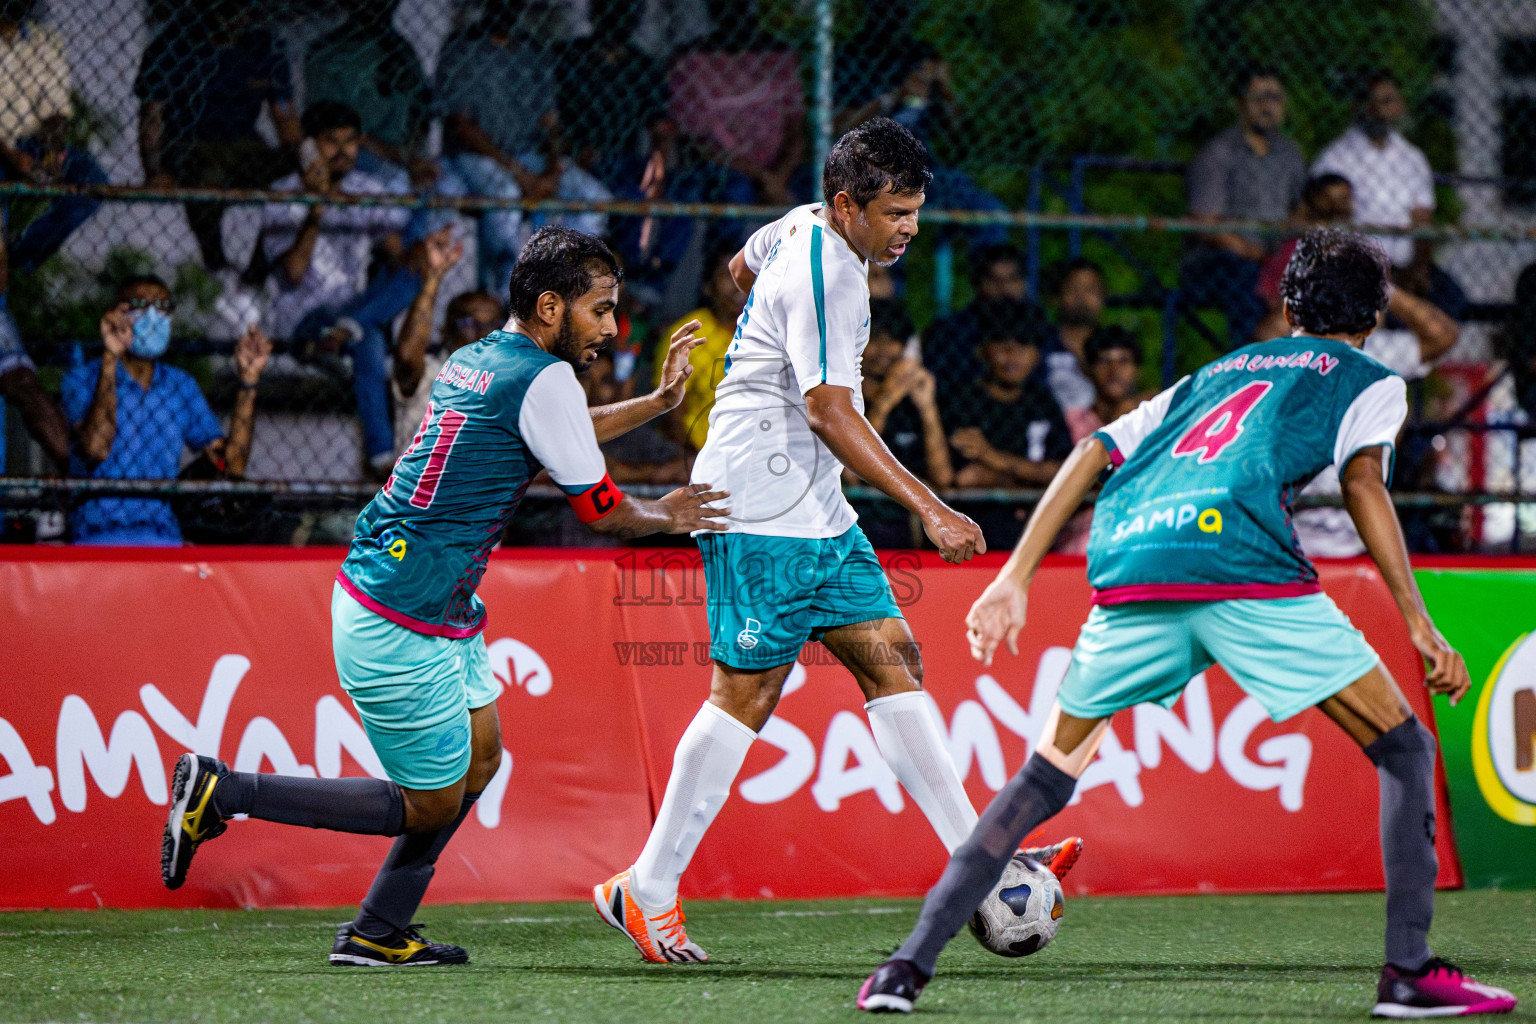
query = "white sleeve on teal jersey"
(741, 215, 785, 274)
(783, 228, 865, 395)
(519, 361, 607, 493)
(1334, 375, 1407, 482)
(1099, 377, 1187, 462)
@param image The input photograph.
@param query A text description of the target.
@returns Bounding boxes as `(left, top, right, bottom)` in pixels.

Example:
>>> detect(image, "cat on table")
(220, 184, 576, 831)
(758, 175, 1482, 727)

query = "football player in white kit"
(594, 117, 1082, 964)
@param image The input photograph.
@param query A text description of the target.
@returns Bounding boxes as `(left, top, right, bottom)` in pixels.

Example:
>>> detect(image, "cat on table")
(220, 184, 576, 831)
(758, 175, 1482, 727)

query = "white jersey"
(692, 204, 870, 537)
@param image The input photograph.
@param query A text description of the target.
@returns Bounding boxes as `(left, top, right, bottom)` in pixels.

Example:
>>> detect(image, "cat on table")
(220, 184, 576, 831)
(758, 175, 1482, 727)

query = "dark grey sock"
(216, 771, 406, 836)
(895, 754, 1077, 976)
(353, 791, 481, 938)
(1364, 716, 1438, 971)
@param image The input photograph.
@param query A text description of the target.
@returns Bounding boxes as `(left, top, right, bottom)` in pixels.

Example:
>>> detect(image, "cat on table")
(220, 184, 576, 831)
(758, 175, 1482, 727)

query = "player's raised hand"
(966, 575, 1027, 666)
(1411, 620, 1472, 706)
(659, 482, 731, 533)
(654, 319, 706, 411)
(922, 504, 986, 564)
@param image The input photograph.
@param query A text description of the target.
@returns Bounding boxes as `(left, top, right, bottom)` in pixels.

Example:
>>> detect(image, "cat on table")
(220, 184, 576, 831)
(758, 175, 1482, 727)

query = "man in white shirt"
(593, 118, 1081, 965)
(261, 100, 414, 474)
(1312, 71, 1434, 277)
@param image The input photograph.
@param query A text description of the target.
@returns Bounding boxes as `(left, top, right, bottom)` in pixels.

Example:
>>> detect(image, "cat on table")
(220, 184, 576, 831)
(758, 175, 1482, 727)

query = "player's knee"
(401, 790, 462, 833)
(467, 744, 503, 792)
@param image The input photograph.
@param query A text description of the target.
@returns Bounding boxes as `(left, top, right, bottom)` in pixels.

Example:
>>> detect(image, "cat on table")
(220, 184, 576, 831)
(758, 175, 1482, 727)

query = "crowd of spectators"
(0, 0, 1526, 552)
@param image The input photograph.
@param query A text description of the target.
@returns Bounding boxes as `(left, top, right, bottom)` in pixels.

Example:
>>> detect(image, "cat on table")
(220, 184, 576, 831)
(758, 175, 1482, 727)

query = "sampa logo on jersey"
(1472, 630, 1536, 825)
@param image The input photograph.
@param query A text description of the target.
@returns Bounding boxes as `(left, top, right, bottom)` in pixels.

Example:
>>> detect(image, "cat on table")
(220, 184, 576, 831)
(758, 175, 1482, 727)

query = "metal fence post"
(812, 0, 835, 180)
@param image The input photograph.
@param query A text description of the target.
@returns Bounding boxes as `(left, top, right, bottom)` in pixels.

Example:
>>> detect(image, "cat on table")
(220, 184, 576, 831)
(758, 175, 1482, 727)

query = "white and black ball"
(967, 854, 1064, 957)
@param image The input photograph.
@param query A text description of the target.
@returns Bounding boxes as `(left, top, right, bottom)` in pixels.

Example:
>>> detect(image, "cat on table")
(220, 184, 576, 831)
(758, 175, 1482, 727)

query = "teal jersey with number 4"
(1085, 336, 1407, 603)
(339, 330, 611, 637)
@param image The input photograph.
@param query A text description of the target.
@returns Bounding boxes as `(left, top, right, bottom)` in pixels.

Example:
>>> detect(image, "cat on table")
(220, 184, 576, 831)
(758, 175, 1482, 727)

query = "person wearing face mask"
(61, 276, 271, 545)
(1182, 66, 1307, 346)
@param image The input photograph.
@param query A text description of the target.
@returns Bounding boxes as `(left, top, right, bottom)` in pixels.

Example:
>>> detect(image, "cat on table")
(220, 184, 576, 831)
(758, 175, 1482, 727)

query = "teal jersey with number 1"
(339, 330, 613, 637)
(1085, 336, 1407, 604)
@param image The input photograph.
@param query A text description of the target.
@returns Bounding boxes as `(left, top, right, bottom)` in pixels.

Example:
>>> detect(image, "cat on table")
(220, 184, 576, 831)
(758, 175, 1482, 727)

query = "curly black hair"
(822, 116, 932, 208)
(1278, 228, 1389, 337)
(506, 226, 623, 320)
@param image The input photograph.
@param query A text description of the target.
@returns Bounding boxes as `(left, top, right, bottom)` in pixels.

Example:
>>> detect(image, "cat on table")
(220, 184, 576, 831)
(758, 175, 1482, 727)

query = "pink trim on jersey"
(335, 571, 485, 639)
(1107, 446, 1125, 467)
(1092, 580, 1322, 605)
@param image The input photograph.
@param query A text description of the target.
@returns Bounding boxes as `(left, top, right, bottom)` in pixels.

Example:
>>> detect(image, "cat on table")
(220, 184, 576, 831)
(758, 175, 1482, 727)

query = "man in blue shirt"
(61, 275, 271, 545)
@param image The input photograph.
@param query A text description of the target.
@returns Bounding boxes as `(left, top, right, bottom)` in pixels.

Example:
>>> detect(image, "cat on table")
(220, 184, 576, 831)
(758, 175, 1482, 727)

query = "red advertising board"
(0, 548, 1460, 909)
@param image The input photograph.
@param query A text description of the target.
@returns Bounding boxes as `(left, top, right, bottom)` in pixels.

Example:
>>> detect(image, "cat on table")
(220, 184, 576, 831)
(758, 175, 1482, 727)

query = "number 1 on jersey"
(1172, 380, 1272, 464)
(386, 402, 469, 508)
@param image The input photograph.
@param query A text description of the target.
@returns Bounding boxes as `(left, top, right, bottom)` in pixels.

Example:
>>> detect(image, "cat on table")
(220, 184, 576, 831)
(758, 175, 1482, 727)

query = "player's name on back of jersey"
(435, 360, 496, 394)
(1209, 349, 1340, 377)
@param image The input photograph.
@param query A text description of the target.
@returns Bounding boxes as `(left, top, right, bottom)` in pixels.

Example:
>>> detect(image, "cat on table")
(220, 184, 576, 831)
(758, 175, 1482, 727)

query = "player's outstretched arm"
(1341, 447, 1471, 704)
(967, 435, 1110, 665)
(589, 319, 707, 443)
(804, 383, 985, 563)
(587, 483, 731, 539)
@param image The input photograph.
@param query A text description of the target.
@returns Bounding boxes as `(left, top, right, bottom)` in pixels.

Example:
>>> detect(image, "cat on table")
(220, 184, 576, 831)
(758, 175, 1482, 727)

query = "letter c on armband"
(570, 473, 624, 524)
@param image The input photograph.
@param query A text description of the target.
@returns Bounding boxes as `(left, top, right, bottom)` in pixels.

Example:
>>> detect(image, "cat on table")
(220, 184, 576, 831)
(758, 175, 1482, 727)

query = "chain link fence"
(0, 0, 1532, 550)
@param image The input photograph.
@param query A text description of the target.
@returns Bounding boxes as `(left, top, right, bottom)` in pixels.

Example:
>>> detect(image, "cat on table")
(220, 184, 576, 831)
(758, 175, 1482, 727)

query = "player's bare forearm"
(805, 384, 941, 517)
(1000, 435, 1110, 585)
(728, 250, 756, 295)
(1341, 447, 1430, 630)
(587, 484, 730, 539)
(589, 392, 668, 444)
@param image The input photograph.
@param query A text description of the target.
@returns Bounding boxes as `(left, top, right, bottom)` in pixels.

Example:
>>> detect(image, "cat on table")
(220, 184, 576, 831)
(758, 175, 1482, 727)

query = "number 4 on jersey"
(1171, 380, 1272, 464)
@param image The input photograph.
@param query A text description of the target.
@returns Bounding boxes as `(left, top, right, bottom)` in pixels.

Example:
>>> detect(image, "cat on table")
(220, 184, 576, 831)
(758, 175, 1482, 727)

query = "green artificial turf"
(0, 891, 1530, 1023)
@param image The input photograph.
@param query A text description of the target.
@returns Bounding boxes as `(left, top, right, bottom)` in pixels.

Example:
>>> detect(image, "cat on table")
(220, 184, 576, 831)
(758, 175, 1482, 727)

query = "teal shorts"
(330, 583, 501, 790)
(1057, 594, 1381, 723)
(700, 526, 904, 670)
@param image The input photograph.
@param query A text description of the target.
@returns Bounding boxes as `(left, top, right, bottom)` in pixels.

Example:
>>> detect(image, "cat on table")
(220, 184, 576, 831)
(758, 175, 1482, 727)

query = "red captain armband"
(568, 473, 624, 523)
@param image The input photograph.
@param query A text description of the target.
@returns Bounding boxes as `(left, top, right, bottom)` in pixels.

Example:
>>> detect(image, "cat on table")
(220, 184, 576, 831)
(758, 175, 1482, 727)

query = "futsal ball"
(967, 854, 1064, 957)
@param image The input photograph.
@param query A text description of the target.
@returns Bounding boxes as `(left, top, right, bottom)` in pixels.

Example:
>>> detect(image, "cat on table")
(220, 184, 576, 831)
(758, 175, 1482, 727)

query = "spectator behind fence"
(1044, 257, 1107, 434)
(136, 2, 300, 273)
(552, 0, 667, 182)
(944, 299, 1072, 488)
(260, 101, 413, 477)
(860, 298, 952, 488)
(924, 244, 1039, 394)
(667, 0, 806, 205)
(1506, 263, 1536, 429)
(1254, 173, 1355, 339)
(0, 231, 67, 473)
(654, 240, 745, 453)
(0, 0, 106, 272)
(389, 229, 485, 457)
(1075, 326, 1152, 439)
(834, 41, 1007, 246)
(436, 0, 612, 294)
(1182, 65, 1305, 346)
(305, 0, 430, 178)
(1293, 270, 1459, 559)
(1312, 70, 1432, 276)
(61, 276, 271, 545)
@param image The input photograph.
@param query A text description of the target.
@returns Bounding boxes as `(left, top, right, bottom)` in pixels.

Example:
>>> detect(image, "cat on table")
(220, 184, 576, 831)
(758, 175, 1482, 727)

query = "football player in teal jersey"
(160, 227, 730, 967)
(858, 229, 1518, 1017)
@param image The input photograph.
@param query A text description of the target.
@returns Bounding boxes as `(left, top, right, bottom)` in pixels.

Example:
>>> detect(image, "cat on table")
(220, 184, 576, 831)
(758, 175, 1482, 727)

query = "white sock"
(630, 701, 756, 908)
(866, 690, 979, 853)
